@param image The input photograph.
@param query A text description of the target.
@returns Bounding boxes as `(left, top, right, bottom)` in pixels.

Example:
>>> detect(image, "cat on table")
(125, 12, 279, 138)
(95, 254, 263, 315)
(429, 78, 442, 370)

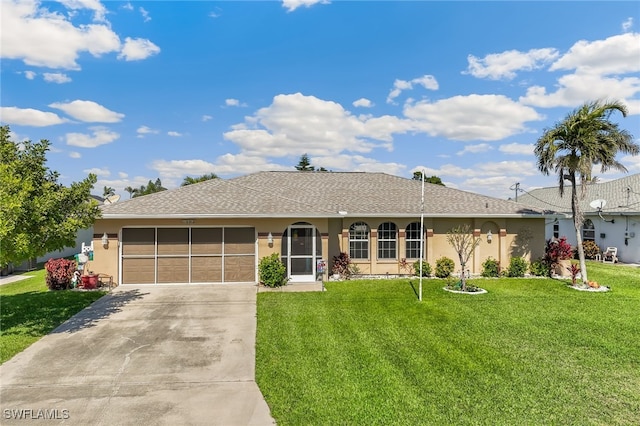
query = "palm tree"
(103, 186, 115, 198)
(124, 186, 136, 198)
(181, 173, 218, 186)
(534, 99, 638, 284)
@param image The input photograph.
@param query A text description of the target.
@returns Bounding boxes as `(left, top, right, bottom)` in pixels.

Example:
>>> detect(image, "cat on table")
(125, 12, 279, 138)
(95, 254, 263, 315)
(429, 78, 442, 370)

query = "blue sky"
(2, 0, 639, 201)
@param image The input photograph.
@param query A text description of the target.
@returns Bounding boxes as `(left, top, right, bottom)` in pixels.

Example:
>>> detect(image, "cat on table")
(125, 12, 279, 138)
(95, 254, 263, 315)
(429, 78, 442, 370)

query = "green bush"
(506, 257, 528, 277)
(529, 258, 550, 277)
(582, 240, 600, 260)
(481, 258, 500, 277)
(435, 257, 454, 278)
(259, 253, 288, 288)
(413, 260, 432, 277)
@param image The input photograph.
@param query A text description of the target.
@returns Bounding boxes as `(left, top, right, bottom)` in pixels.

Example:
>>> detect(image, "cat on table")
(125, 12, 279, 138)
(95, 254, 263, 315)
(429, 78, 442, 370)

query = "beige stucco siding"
(94, 216, 545, 284)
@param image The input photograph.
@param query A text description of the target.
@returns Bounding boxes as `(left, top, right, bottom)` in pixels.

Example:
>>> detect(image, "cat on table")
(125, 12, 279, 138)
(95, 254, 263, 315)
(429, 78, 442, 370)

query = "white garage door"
(121, 227, 256, 284)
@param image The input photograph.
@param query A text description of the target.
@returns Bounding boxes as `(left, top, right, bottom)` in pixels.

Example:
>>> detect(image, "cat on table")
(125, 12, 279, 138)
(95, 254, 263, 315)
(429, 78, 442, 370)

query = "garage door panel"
(157, 257, 189, 283)
(191, 256, 222, 283)
(158, 228, 189, 255)
(121, 227, 255, 284)
(122, 258, 155, 284)
(192, 229, 222, 255)
(224, 255, 255, 282)
(225, 228, 255, 254)
(122, 229, 155, 256)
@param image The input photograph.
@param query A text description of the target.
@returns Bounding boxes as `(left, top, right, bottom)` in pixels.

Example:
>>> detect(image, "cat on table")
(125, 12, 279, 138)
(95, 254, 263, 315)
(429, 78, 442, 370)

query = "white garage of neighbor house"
(517, 173, 640, 264)
(89, 171, 551, 285)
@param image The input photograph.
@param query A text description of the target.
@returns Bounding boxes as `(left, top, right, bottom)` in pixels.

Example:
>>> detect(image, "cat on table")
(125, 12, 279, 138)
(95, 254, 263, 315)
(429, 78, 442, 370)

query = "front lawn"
(0, 269, 106, 364)
(256, 262, 640, 425)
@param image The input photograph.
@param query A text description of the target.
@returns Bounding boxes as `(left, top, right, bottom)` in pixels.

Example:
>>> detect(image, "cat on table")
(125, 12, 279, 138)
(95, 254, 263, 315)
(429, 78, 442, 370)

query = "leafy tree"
(103, 186, 115, 197)
(534, 100, 638, 284)
(446, 224, 481, 291)
(132, 178, 167, 198)
(295, 153, 315, 171)
(124, 186, 136, 198)
(181, 173, 218, 186)
(412, 171, 445, 186)
(0, 126, 100, 267)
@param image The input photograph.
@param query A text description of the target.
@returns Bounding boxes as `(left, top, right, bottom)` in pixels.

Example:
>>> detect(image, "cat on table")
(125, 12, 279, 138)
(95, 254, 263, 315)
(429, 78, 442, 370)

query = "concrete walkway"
(0, 285, 275, 425)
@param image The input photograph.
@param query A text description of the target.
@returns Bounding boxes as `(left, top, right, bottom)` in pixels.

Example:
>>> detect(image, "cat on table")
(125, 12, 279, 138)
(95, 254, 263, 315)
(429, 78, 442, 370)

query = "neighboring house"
(92, 171, 549, 285)
(15, 196, 103, 270)
(517, 173, 640, 264)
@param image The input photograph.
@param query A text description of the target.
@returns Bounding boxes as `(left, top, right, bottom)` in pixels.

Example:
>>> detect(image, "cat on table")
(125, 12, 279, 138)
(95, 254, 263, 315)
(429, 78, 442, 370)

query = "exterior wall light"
(102, 232, 109, 248)
(267, 232, 274, 245)
(486, 230, 492, 243)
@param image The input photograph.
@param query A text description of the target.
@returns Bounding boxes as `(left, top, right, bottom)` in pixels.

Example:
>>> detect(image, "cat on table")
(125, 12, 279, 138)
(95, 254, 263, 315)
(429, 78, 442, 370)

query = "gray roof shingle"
(517, 173, 640, 214)
(101, 171, 548, 218)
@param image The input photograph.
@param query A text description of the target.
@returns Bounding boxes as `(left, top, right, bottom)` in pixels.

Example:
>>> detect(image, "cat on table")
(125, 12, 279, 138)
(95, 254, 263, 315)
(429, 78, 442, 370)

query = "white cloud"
(1, 0, 120, 69)
(118, 37, 160, 61)
(353, 98, 373, 108)
(83, 167, 110, 177)
(622, 17, 634, 32)
(202, 115, 213, 122)
(225, 98, 247, 107)
(550, 33, 640, 75)
(282, 0, 330, 12)
(223, 93, 411, 158)
(43, 72, 71, 83)
(49, 100, 125, 122)
(57, 0, 107, 22)
(69, 151, 81, 158)
(403, 94, 543, 141)
(23, 70, 36, 79)
(65, 127, 120, 148)
(137, 125, 159, 137)
(621, 154, 640, 171)
(520, 73, 640, 111)
(313, 154, 406, 175)
(150, 159, 220, 185)
(139, 7, 151, 22)
(121, 2, 133, 11)
(465, 48, 559, 80)
(387, 75, 439, 104)
(0, 106, 67, 126)
(211, 153, 290, 176)
(456, 143, 493, 155)
(167, 131, 182, 137)
(118, 172, 128, 178)
(499, 143, 535, 155)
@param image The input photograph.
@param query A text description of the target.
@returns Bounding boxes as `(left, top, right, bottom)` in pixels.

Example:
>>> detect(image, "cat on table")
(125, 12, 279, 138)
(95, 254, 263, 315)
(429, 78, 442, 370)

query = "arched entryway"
(281, 222, 322, 282)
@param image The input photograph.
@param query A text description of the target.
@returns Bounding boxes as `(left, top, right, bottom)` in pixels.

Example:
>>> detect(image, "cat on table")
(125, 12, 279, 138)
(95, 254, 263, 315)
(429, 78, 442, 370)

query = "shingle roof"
(517, 173, 640, 215)
(100, 171, 548, 218)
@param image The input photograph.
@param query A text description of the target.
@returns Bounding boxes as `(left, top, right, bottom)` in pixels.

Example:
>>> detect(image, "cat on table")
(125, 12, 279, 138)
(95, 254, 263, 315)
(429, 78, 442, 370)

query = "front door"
(287, 225, 316, 282)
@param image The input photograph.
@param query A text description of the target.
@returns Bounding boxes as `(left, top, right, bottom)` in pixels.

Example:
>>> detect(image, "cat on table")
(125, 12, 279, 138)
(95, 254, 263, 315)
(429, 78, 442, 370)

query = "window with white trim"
(377, 222, 397, 259)
(405, 222, 422, 259)
(349, 222, 369, 259)
(582, 219, 595, 241)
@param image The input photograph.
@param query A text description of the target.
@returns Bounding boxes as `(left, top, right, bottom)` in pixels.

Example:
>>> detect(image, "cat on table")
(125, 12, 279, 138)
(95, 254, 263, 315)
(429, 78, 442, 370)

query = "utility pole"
(510, 182, 520, 202)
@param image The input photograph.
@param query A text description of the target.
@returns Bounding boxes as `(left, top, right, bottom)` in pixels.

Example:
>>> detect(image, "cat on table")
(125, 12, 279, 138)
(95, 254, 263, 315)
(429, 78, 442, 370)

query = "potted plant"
(544, 237, 573, 277)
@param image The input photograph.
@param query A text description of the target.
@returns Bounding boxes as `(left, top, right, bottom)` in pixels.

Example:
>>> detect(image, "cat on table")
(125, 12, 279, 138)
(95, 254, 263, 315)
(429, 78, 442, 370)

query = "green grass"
(0, 268, 106, 364)
(256, 262, 640, 425)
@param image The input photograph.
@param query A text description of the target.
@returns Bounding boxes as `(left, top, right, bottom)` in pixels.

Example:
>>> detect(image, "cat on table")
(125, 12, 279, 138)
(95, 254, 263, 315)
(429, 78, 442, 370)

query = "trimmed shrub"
(481, 258, 500, 277)
(582, 240, 600, 260)
(45, 258, 76, 290)
(506, 257, 528, 277)
(435, 257, 455, 278)
(529, 259, 549, 277)
(259, 253, 288, 288)
(413, 260, 432, 277)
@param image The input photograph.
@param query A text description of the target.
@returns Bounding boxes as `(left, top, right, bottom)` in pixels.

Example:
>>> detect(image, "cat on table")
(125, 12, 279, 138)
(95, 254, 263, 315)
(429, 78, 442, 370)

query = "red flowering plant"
(45, 258, 77, 290)
(543, 237, 574, 275)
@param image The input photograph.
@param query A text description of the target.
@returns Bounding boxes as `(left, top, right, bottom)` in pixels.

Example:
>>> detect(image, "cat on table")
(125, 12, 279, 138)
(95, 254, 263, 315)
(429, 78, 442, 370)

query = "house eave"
(100, 212, 551, 220)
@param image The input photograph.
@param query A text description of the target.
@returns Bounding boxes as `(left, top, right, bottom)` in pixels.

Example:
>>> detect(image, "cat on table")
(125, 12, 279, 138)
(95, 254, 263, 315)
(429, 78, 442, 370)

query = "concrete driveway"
(0, 285, 275, 425)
